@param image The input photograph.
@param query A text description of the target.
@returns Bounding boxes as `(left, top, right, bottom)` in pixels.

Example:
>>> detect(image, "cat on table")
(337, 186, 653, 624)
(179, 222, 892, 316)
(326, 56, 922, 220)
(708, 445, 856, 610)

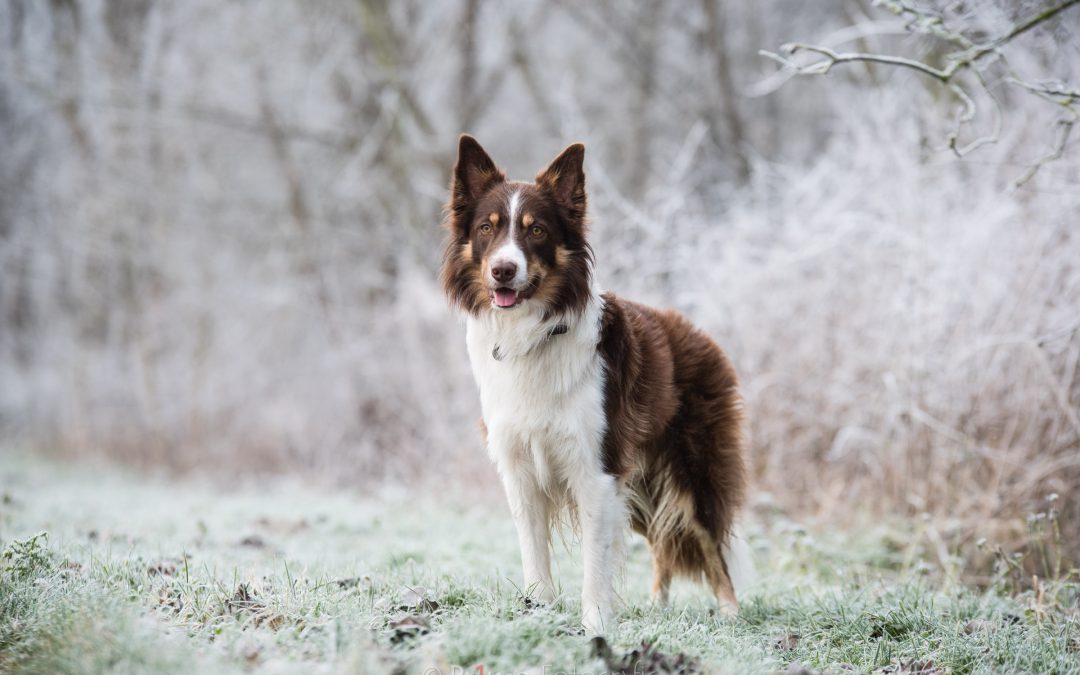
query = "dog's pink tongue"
(494, 288, 518, 307)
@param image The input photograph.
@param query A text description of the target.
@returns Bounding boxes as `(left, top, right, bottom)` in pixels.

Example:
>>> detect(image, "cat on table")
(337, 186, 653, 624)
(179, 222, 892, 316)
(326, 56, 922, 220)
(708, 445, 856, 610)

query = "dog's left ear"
(536, 143, 586, 218)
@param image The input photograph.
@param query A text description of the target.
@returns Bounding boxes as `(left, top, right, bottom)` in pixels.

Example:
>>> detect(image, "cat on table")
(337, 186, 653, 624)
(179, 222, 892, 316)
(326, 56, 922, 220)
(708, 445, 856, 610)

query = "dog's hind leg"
(704, 544, 739, 615)
(650, 557, 672, 606)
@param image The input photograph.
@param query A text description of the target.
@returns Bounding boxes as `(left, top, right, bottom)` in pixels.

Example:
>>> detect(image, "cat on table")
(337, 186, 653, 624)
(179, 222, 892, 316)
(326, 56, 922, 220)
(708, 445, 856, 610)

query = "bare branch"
(760, 43, 950, 81)
(1015, 118, 1076, 187)
(877, 0, 974, 49)
(759, 0, 1080, 181)
(986, 0, 1080, 49)
(946, 70, 1002, 158)
(747, 20, 909, 97)
(1009, 78, 1080, 104)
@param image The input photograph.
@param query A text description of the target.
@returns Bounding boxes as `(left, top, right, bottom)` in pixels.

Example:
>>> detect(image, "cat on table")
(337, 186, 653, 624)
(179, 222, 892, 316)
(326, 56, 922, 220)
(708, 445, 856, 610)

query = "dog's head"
(441, 136, 593, 317)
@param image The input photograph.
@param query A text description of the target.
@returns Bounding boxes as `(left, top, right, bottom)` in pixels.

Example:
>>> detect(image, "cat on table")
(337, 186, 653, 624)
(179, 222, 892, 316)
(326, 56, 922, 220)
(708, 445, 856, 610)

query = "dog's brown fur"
(599, 297, 746, 606)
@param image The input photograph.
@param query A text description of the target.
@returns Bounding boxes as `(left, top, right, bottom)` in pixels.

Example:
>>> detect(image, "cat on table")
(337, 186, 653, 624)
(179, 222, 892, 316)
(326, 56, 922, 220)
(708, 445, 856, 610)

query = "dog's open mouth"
(492, 287, 522, 308)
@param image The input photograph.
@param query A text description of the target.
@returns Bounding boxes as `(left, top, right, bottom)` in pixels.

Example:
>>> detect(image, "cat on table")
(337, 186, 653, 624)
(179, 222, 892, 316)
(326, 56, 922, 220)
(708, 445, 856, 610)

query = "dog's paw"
(522, 582, 556, 606)
(581, 605, 612, 637)
(713, 600, 739, 617)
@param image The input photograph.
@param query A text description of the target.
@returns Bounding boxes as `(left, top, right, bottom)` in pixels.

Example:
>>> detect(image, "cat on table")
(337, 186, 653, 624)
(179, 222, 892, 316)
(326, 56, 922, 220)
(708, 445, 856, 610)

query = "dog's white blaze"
(489, 188, 528, 288)
(507, 188, 522, 229)
(465, 288, 621, 635)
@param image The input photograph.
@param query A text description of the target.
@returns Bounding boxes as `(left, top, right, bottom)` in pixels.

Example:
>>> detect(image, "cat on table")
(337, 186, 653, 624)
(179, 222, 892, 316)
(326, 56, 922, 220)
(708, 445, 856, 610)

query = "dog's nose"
(491, 261, 517, 283)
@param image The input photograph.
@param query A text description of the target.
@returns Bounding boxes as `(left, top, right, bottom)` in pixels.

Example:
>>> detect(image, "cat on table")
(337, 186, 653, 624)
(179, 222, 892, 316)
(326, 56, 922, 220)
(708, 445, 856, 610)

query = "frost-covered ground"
(1, 454, 1078, 674)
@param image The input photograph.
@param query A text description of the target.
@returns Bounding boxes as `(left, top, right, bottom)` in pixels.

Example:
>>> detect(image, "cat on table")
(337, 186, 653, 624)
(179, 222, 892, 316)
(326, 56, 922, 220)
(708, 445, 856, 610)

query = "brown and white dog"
(441, 136, 750, 636)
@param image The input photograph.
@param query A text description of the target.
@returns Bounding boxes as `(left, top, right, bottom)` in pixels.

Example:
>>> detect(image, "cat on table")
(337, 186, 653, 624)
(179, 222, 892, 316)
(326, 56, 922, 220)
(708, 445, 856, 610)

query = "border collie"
(440, 136, 749, 636)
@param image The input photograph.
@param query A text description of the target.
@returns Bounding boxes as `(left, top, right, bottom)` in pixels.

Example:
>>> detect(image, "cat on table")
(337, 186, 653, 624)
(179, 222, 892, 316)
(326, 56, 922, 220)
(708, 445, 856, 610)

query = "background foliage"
(1, 0, 1079, 570)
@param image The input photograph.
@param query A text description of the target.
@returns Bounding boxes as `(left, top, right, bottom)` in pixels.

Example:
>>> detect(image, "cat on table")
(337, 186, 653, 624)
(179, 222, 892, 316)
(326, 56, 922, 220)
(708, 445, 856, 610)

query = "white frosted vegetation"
(0, 0, 1077, 561)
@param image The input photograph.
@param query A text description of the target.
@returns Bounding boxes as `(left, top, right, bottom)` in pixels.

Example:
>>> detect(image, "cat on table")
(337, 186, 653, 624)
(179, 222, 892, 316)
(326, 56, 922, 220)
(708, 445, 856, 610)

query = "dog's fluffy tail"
(724, 527, 756, 596)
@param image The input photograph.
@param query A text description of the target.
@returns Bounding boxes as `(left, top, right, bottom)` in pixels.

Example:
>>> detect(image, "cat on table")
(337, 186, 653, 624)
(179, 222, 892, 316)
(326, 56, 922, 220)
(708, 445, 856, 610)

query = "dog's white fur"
(466, 287, 625, 636)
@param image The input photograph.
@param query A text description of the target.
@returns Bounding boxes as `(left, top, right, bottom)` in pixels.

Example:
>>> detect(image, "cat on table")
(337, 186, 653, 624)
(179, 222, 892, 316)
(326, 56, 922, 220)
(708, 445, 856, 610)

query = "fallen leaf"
(253, 516, 309, 533)
(158, 586, 184, 614)
(397, 586, 439, 613)
(963, 619, 996, 634)
(59, 560, 82, 578)
(878, 660, 942, 675)
(774, 633, 801, 651)
(592, 639, 699, 674)
(388, 614, 431, 644)
(227, 583, 266, 615)
(255, 612, 287, 631)
(239, 535, 268, 549)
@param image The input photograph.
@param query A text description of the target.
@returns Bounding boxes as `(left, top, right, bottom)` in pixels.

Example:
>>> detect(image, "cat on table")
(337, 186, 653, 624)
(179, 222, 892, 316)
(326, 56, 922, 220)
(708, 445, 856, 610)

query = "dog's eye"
(478, 222, 493, 235)
(529, 225, 545, 238)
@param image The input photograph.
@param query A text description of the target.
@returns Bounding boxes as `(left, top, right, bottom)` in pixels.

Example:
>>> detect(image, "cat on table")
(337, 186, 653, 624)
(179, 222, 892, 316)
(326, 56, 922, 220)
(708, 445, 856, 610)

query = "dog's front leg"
(574, 471, 623, 636)
(495, 450, 555, 603)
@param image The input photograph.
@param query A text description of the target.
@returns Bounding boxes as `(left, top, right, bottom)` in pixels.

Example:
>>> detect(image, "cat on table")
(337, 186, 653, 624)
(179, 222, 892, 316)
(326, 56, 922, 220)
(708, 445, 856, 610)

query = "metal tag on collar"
(492, 324, 567, 362)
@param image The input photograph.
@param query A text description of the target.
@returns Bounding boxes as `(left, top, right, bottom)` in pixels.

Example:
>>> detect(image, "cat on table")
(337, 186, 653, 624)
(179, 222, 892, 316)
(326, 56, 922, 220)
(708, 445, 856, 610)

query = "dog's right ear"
(449, 135, 504, 233)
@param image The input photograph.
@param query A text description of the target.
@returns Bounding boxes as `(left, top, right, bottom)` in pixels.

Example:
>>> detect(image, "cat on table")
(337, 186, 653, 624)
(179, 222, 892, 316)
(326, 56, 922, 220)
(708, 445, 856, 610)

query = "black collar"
(492, 323, 569, 361)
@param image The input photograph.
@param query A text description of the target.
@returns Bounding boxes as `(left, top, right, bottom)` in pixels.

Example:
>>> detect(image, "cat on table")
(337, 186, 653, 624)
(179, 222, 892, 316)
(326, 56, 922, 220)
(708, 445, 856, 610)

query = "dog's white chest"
(465, 305, 607, 489)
